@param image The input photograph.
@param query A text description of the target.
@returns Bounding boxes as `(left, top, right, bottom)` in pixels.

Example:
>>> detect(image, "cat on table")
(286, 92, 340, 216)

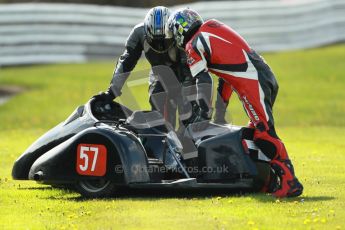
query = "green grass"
(1, 44, 345, 229)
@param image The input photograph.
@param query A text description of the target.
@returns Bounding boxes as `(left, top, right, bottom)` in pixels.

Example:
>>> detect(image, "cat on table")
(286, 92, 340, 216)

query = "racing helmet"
(144, 6, 173, 52)
(166, 8, 203, 48)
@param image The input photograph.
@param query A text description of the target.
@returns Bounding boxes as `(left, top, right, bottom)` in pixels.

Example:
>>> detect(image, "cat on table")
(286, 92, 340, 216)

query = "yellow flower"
(303, 219, 311, 225)
(248, 220, 255, 225)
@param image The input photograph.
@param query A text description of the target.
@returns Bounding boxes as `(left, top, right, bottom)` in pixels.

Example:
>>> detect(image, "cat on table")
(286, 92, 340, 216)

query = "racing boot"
(253, 128, 303, 197)
(268, 159, 304, 198)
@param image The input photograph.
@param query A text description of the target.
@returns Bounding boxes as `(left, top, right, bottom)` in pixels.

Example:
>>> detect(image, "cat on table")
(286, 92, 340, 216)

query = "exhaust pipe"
(33, 171, 44, 181)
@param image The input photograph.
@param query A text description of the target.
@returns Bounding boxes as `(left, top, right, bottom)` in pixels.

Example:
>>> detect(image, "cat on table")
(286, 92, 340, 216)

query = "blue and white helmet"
(144, 6, 172, 51)
(167, 8, 203, 48)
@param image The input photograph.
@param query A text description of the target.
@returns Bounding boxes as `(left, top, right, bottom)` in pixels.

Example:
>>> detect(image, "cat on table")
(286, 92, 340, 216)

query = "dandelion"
(321, 218, 327, 223)
(303, 218, 311, 225)
(248, 220, 255, 226)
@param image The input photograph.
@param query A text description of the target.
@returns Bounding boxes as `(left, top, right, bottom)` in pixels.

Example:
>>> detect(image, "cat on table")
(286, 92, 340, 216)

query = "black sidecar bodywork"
(12, 99, 270, 197)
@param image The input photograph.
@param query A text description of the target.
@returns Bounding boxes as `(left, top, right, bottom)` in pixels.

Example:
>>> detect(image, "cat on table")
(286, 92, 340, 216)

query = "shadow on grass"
(18, 186, 53, 191)
(17, 183, 335, 203)
(45, 187, 334, 203)
(252, 194, 335, 203)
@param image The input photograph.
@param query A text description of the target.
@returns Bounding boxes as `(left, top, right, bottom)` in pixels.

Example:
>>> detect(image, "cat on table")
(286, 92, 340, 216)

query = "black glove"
(181, 113, 197, 127)
(193, 108, 211, 123)
(181, 106, 211, 127)
(92, 90, 115, 103)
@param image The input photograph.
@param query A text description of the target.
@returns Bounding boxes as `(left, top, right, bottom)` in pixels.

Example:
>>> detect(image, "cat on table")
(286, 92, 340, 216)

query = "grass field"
(0, 45, 345, 229)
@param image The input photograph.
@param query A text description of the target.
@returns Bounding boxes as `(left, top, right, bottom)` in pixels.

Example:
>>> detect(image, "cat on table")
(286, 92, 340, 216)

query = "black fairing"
(197, 128, 257, 182)
(12, 97, 270, 192)
(12, 100, 131, 180)
(28, 127, 150, 184)
(137, 126, 168, 160)
(12, 106, 93, 179)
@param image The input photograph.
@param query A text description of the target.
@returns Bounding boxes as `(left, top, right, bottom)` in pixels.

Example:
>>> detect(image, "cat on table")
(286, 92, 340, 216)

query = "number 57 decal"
(76, 144, 107, 176)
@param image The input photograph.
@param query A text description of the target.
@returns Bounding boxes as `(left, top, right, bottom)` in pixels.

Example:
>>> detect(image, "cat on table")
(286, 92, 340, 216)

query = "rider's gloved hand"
(193, 108, 211, 123)
(190, 108, 211, 131)
(181, 114, 196, 127)
(92, 90, 115, 103)
(181, 106, 211, 131)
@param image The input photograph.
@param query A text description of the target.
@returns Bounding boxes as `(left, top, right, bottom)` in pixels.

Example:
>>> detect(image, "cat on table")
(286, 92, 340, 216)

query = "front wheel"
(75, 179, 116, 198)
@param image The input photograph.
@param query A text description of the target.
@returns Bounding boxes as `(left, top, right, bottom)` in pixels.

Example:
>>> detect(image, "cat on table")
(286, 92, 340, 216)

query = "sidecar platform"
(128, 178, 255, 189)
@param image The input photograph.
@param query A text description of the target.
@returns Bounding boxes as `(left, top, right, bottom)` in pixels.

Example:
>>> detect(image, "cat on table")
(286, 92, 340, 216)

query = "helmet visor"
(147, 36, 174, 52)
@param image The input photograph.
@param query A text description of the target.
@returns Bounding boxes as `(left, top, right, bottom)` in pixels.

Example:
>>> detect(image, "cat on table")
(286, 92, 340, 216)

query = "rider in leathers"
(96, 6, 194, 128)
(167, 8, 303, 198)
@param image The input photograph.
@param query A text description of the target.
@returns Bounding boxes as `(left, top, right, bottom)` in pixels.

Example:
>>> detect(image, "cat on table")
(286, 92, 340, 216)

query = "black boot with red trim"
(268, 159, 303, 198)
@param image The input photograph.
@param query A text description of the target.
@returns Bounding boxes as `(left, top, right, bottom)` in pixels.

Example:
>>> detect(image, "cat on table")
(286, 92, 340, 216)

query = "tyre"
(75, 179, 116, 198)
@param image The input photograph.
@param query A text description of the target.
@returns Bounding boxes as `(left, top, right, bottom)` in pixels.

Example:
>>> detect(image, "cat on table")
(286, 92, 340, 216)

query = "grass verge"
(0, 45, 344, 229)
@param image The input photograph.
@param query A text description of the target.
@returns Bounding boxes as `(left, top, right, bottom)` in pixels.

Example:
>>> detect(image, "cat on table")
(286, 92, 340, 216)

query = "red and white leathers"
(186, 19, 283, 159)
(185, 19, 303, 197)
